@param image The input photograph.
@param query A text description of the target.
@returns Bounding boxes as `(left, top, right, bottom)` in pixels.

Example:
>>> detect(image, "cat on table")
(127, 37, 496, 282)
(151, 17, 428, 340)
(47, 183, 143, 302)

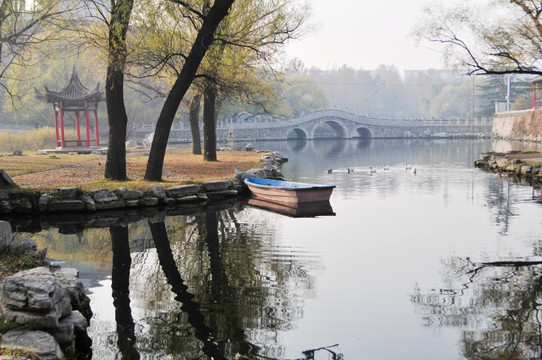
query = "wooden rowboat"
(243, 177, 335, 206)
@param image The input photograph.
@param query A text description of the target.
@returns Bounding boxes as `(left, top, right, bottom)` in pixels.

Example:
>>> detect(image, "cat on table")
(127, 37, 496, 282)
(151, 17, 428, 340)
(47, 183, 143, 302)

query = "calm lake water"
(16, 138, 542, 359)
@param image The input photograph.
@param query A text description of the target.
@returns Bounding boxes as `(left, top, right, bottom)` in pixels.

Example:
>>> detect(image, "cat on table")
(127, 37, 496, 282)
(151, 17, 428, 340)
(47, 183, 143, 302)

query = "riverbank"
(0, 149, 279, 359)
(475, 150, 542, 185)
(0, 147, 262, 191)
(0, 149, 289, 216)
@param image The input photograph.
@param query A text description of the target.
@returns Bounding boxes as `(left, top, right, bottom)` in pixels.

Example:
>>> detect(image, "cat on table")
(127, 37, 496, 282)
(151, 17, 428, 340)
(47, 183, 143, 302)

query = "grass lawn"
(0, 147, 262, 191)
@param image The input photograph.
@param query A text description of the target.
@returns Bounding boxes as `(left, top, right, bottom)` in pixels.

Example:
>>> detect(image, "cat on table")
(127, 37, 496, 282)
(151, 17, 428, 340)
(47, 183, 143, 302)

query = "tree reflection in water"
(110, 224, 140, 360)
(149, 218, 229, 360)
(411, 256, 542, 359)
(202, 211, 258, 356)
(99, 203, 328, 359)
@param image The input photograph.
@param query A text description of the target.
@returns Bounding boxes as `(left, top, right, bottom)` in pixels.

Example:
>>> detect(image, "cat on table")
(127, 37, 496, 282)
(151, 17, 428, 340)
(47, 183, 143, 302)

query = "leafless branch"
(168, 0, 206, 20)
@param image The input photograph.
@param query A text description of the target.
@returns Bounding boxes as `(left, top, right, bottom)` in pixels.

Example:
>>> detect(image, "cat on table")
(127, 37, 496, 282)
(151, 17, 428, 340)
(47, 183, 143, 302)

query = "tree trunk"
(110, 224, 140, 359)
(189, 94, 202, 155)
(104, 0, 134, 180)
(144, 0, 235, 181)
(104, 68, 128, 180)
(203, 84, 217, 161)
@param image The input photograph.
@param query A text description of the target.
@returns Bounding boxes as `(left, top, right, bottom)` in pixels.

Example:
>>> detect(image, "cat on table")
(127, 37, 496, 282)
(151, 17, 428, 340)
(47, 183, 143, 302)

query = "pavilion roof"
(35, 68, 104, 105)
(528, 75, 542, 84)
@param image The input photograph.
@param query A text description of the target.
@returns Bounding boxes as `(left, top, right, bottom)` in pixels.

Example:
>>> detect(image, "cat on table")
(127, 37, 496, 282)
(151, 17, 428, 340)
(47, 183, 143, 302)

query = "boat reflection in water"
(247, 198, 335, 218)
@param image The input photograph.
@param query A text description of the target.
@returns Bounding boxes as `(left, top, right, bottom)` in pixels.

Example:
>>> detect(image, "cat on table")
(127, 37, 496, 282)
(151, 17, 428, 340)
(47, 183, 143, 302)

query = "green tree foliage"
(4, 51, 106, 127)
(144, 0, 237, 181)
(475, 75, 506, 118)
(372, 65, 404, 117)
(475, 75, 532, 117)
(277, 61, 328, 117)
(428, 78, 472, 119)
(402, 69, 447, 118)
(0, 0, 92, 127)
(310, 65, 375, 114)
(133, 0, 309, 179)
(176, 0, 310, 161)
(297, 64, 484, 120)
(0, 0, 84, 91)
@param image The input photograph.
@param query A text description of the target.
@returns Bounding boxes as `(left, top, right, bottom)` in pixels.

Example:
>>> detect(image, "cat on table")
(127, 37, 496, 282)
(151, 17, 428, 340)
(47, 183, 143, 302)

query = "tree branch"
(168, 0, 206, 20)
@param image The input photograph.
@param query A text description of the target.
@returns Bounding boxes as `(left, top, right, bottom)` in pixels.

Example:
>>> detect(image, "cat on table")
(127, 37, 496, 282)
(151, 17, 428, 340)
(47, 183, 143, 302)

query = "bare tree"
(415, 0, 542, 76)
(0, 0, 83, 97)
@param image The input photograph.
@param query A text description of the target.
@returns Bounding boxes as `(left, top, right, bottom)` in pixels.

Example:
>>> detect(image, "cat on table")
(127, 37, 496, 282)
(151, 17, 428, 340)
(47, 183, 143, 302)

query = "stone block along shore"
(0, 164, 285, 215)
(475, 151, 542, 185)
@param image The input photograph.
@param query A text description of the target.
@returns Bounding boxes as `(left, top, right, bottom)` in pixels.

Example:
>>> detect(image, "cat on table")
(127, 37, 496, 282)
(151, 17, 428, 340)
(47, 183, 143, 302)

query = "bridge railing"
(217, 116, 493, 129)
(128, 110, 494, 136)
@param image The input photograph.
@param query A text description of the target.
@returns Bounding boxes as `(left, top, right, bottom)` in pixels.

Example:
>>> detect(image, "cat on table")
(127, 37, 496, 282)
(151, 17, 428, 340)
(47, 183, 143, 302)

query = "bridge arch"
(355, 127, 372, 138)
(312, 120, 347, 139)
(286, 127, 308, 139)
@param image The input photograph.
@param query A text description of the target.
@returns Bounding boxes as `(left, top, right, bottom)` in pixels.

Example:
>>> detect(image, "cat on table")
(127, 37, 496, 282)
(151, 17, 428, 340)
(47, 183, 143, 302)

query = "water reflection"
(255, 138, 490, 183)
(286, 139, 307, 152)
(412, 257, 542, 359)
(149, 218, 228, 359)
(485, 181, 515, 235)
(11, 139, 542, 359)
(22, 202, 327, 359)
(355, 137, 371, 149)
(313, 139, 347, 158)
(247, 199, 335, 218)
(110, 224, 139, 360)
(407, 159, 542, 359)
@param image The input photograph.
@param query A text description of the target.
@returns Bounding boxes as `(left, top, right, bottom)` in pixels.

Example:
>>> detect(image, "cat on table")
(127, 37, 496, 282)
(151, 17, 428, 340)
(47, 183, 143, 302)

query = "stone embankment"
(493, 109, 542, 143)
(0, 164, 285, 215)
(475, 152, 542, 185)
(0, 221, 92, 359)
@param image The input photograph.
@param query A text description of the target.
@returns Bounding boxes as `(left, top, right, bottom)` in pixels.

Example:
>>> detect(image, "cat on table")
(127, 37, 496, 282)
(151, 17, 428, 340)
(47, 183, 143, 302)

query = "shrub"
(0, 128, 77, 152)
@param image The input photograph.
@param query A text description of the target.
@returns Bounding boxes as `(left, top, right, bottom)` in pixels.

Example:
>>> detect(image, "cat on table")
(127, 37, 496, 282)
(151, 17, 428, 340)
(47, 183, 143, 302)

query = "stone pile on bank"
(260, 151, 288, 166)
(0, 221, 92, 359)
(234, 164, 284, 182)
(475, 152, 542, 184)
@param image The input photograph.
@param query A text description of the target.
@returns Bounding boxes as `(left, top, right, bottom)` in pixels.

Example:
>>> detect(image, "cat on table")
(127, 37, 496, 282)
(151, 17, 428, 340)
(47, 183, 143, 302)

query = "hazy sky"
(285, 0, 445, 71)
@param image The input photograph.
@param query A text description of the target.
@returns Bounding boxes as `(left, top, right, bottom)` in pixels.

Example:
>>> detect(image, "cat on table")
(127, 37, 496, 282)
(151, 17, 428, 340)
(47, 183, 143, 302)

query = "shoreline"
(0, 180, 247, 215)
(0, 149, 276, 216)
(475, 151, 542, 186)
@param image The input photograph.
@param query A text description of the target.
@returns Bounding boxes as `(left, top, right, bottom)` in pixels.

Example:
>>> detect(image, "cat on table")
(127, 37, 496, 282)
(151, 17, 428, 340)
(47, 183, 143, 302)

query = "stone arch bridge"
(137, 109, 493, 142)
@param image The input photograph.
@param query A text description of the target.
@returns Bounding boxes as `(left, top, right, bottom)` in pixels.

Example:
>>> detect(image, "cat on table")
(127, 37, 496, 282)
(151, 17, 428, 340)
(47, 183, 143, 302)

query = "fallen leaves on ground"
(0, 148, 262, 191)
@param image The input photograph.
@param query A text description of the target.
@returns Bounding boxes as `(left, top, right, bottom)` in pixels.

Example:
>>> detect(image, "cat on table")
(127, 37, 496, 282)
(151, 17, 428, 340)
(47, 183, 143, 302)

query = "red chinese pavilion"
(36, 68, 104, 149)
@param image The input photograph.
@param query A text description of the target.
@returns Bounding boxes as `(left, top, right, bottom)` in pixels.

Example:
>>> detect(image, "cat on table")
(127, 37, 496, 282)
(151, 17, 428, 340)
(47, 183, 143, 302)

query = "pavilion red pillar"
(94, 109, 100, 146)
(59, 108, 66, 148)
(53, 109, 60, 147)
(85, 108, 90, 147)
(75, 110, 81, 146)
(534, 83, 537, 109)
